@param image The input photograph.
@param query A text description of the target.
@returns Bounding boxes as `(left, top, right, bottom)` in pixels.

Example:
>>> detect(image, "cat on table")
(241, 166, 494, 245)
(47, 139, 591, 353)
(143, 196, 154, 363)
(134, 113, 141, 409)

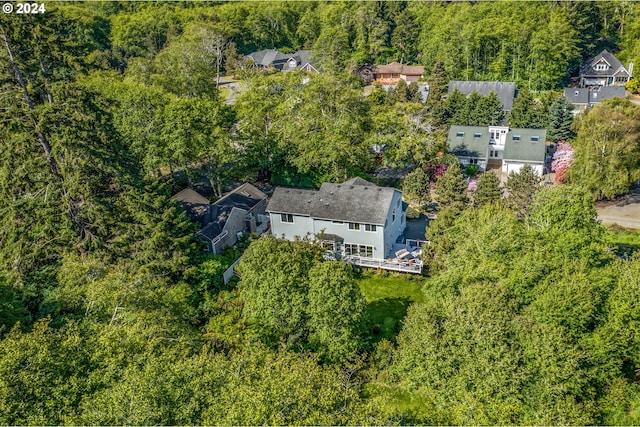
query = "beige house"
(359, 62, 424, 84)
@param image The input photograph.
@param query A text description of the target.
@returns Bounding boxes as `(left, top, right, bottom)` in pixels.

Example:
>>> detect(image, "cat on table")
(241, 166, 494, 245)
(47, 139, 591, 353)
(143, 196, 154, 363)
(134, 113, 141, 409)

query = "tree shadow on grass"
(364, 297, 413, 345)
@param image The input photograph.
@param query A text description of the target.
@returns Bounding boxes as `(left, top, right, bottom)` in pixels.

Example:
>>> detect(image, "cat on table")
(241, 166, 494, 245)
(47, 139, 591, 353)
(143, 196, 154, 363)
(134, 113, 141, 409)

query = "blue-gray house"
(267, 178, 422, 273)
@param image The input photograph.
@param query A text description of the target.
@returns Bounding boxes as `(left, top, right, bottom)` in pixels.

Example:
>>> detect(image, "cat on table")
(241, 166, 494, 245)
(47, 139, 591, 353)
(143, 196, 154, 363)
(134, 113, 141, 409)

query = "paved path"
(596, 203, 640, 229)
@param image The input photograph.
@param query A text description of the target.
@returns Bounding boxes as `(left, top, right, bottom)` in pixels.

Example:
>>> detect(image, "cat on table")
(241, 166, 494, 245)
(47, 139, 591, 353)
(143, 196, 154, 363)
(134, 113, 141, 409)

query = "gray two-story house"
(267, 178, 420, 272)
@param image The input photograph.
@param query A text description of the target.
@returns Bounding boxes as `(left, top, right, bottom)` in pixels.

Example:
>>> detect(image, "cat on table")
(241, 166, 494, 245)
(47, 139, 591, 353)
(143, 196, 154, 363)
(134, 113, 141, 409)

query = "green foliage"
(509, 88, 548, 128)
(4, 3, 640, 425)
(504, 164, 542, 219)
(568, 98, 640, 200)
(402, 167, 431, 205)
(240, 237, 369, 361)
(0, 320, 93, 425)
(445, 90, 504, 126)
(307, 262, 366, 361)
(473, 172, 502, 207)
(464, 163, 480, 177)
(547, 95, 575, 142)
(239, 236, 319, 344)
(435, 162, 468, 212)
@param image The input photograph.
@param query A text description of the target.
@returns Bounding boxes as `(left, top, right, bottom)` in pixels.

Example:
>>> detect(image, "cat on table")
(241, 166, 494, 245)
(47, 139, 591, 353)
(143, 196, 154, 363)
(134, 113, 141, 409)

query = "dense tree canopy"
(568, 98, 640, 200)
(3, 2, 640, 425)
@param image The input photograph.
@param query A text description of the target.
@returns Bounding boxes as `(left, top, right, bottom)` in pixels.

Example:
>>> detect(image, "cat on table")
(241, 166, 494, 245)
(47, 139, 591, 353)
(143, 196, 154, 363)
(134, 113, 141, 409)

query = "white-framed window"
(360, 245, 373, 257)
(348, 222, 360, 230)
(344, 243, 357, 255)
(392, 209, 396, 222)
(512, 135, 521, 141)
(345, 243, 374, 257)
(281, 214, 294, 223)
(364, 224, 377, 232)
(474, 132, 482, 138)
(456, 132, 465, 137)
(531, 136, 540, 142)
(469, 158, 479, 164)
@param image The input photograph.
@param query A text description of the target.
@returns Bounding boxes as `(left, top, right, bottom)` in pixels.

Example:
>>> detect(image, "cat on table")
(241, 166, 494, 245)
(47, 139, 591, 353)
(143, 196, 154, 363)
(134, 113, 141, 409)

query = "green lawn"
(607, 224, 640, 256)
(358, 272, 427, 342)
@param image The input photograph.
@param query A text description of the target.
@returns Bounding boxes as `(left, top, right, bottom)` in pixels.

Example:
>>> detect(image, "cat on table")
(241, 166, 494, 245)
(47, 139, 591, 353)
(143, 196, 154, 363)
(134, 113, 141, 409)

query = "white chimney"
(629, 62, 634, 77)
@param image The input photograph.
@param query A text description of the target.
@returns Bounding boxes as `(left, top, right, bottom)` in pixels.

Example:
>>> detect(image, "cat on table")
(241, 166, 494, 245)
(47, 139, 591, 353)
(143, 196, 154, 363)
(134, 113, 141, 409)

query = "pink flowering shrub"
(467, 179, 478, 192)
(551, 141, 574, 183)
(426, 162, 449, 188)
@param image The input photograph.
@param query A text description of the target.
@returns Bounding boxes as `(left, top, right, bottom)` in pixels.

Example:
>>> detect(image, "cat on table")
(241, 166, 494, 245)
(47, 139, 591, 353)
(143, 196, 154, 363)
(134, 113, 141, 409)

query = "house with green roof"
(447, 125, 547, 175)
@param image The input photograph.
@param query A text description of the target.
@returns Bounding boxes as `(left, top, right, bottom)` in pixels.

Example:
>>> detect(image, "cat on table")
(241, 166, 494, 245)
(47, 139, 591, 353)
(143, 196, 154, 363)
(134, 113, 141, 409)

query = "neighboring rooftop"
(448, 81, 517, 111)
(564, 86, 626, 105)
(171, 188, 210, 205)
(173, 183, 267, 238)
(375, 62, 424, 76)
(246, 49, 315, 72)
(267, 179, 398, 225)
(579, 49, 627, 77)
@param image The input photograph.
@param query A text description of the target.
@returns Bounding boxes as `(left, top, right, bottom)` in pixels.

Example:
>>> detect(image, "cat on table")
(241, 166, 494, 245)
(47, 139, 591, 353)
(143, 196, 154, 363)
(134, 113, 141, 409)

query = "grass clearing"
(358, 272, 427, 342)
(607, 224, 640, 256)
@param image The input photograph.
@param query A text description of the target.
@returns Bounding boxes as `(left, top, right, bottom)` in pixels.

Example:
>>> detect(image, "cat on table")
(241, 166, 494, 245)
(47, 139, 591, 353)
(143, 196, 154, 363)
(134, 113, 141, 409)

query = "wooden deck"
(343, 255, 423, 274)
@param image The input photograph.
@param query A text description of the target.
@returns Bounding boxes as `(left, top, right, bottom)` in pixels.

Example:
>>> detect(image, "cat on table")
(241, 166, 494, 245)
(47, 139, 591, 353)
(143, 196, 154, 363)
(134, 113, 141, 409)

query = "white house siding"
(502, 161, 544, 176)
(458, 156, 488, 172)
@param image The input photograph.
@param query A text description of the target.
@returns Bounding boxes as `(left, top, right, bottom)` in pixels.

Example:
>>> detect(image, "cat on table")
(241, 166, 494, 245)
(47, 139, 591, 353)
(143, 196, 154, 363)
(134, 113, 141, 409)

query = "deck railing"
(343, 255, 423, 274)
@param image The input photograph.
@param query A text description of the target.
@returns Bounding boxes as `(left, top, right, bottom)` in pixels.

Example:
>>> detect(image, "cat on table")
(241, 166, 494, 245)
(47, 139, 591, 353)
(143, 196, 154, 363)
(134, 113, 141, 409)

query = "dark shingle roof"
(246, 49, 314, 71)
(580, 50, 628, 77)
(564, 87, 626, 106)
(267, 180, 398, 225)
(342, 177, 375, 186)
(448, 81, 517, 111)
(447, 126, 490, 158)
(172, 188, 210, 205)
(503, 128, 547, 162)
(564, 88, 590, 105)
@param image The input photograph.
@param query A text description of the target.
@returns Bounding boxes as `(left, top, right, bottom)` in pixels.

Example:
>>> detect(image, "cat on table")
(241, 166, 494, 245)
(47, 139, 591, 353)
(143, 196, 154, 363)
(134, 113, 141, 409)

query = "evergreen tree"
(403, 167, 431, 205)
(444, 88, 467, 125)
(504, 164, 542, 219)
(481, 91, 505, 126)
(435, 162, 468, 212)
(509, 88, 536, 128)
(463, 91, 483, 125)
(548, 96, 575, 142)
(427, 60, 449, 104)
(474, 172, 502, 207)
(391, 78, 409, 103)
(407, 81, 422, 103)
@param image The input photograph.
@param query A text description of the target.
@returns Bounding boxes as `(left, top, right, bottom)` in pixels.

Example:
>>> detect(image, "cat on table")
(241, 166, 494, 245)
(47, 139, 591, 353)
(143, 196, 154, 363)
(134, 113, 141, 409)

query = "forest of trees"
(2, 1, 640, 425)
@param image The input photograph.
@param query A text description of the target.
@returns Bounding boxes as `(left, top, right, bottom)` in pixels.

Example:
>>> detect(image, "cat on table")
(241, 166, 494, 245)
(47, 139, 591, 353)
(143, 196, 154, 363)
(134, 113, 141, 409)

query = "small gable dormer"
(593, 59, 611, 72)
(287, 57, 298, 69)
